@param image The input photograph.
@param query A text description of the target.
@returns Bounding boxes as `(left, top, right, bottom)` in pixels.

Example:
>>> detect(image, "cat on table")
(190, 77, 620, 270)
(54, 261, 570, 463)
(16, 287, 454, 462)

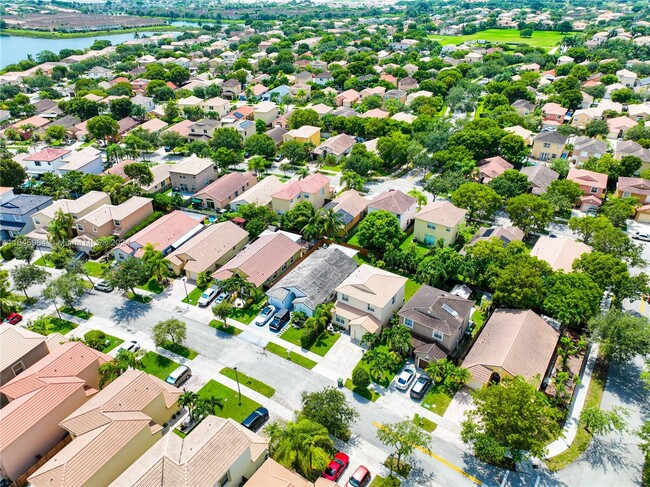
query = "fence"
(11, 434, 73, 487)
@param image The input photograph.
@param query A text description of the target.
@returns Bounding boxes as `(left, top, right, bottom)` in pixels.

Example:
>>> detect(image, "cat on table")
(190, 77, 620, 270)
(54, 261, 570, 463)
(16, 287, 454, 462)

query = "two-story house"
(531, 131, 567, 161)
(253, 101, 279, 126)
(616, 176, 650, 221)
(271, 172, 332, 216)
(572, 136, 609, 164)
(283, 125, 321, 146)
(541, 102, 568, 123)
(366, 189, 417, 232)
(398, 285, 473, 369)
(192, 171, 257, 210)
(169, 155, 217, 193)
(567, 168, 608, 211)
(201, 96, 230, 118)
(188, 118, 220, 141)
(21, 147, 72, 177)
(333, 264, 407, 340)
(0, 191, 53, 240)
(413, 200, 468, 246)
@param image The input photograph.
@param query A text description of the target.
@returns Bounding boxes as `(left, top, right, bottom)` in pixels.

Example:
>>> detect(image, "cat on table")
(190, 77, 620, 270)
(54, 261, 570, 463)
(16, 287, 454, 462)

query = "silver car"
(198, 285, 219, 307)
(254, 305, 276, 326)
(395, 364, 416, 391)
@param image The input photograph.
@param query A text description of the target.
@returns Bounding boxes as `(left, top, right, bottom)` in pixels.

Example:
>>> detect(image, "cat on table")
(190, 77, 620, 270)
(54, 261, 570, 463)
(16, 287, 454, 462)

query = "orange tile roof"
(271, 173, 330, 200)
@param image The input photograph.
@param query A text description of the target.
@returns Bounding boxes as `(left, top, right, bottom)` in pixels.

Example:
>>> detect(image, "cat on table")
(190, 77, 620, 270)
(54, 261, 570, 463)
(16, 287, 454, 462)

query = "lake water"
(0, 31, 179, 69)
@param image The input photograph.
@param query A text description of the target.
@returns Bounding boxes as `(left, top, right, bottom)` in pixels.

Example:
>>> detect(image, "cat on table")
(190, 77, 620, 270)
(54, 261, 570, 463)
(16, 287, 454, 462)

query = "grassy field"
(345, 378, 380, 402)
(197, 379, 262, 423)
(265, 342, 317, 369)
(421, 384, 454, 416)
(280, 327, 340, 356)
(160, 340, 198, 360)
(220, 367, 275, 398)
(209, 319, 242, 336)
(428, 28, 569, 49)
(140, 351, 179, 380)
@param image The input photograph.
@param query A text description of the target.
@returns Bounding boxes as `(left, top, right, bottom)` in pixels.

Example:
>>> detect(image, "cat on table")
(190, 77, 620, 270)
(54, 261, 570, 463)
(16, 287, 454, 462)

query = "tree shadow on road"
(461, 452, 570, 487)
(110, 298, 147, 324)
(580, 436, 634, 475)
(606, 361, 649, 412)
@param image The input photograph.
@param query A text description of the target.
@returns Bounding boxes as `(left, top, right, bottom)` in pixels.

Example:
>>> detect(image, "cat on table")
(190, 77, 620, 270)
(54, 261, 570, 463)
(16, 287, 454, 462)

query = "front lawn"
(137, 277, 166, 294)
(28, 316, 77, 336)
(344, 378, 380, 402)
(140, 351, 179, 380)
(421, 384, 454, 416)
(413, 413, 437, 432)
(127, 292, 152, 303)
(209, 319, 242, 336)
(61, 306, 93, 320)
(280, 327, 340, 357)
(197, 379, 262, 423)
(220, 367, 275, 398)
(265, 342, 317, 369)
(102, 334, 124, 353)
(34, 255, 55, 268)
(84, 261, 108, 277)
(160, 340, 198, 360)
(231, 297, 266, 324)
(404, 279, 422, 301)
(182, 286, 206, 306)
(354, 344, 405, 388)
(321, 164, 343, 173)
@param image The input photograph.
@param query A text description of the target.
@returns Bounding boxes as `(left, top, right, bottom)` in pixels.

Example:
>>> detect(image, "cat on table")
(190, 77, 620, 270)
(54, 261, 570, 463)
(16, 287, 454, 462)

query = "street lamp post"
(234, 366, 242, 405)
(182, 277, 189, 309)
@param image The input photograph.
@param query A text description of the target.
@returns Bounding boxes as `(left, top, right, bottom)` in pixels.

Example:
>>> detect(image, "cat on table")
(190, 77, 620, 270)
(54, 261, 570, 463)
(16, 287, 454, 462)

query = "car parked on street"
(116, 340, 141, 354)
(198, 285, 220, 307)
(410, 375, 432, 400)
(241, 406, 269, 432)
(94, 279, 114, 292)
(3, 312, 22, 325)
(395, 364, 416, 391)
(254, 305, 276, 326)
(346, 466, 371, 487)
(322, 452, 349, 481)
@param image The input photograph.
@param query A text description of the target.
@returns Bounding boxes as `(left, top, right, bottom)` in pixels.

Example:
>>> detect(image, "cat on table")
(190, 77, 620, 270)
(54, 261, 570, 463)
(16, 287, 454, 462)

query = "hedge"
(122, 211, 164, 239)
(0, 243, 15, 261)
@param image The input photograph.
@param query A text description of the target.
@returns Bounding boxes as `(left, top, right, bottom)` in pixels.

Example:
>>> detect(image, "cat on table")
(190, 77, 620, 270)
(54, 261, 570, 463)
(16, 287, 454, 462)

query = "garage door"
(416, 357, 429, 370)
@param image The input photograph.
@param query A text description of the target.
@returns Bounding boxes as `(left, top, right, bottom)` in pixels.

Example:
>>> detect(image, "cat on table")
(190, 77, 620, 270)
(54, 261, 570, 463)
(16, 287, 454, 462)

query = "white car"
(633, 231, 650, 242)
(394, 364, 416, 391)
(198, 285, 219, 307)
(254, 305, 276, 326)
(117, 340, 141, 354)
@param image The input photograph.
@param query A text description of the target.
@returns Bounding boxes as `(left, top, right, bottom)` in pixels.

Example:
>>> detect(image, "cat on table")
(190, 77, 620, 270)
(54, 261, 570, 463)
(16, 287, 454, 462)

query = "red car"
(346, 466, 371, 487)
(322, 452, 349, 481)
(3, 313, 23, 325)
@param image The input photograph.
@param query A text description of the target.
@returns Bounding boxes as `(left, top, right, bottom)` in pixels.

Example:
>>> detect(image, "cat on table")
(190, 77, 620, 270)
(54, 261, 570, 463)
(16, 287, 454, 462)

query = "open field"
(429, 29, 570, 49)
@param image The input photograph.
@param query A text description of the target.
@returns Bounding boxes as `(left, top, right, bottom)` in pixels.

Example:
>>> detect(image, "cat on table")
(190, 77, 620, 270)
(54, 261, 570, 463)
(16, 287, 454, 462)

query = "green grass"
(399, 236, 430, 258)
(370, 475, 401, 487)
(421, 384, 454, 416)
(127, 292, 152, 303)
(344, 378, 380, 402)
(209, 319, 242, 336)
(231, 298, 266, 324)
(429, 28, 571, 49)
(265, 342, 317, 369)
(2, 25, 187, 39)
(355, 345, 405, 388)
(182, 286, 206, 306)
(347, 232, 362, 247)
(84, 261, 107, 277)
(321, 164, 343, 173)
(60, 306, 93, 320)
(545, 359, 609, 472)
(34, 255, 55, 268)
(197, 379, 262, 423)
(173, 429, 187, 438)
(404, 279, 422, 301)
(140, 351, 179, 381)
(474, 101, 485, 120)
(413, 413, 437, 432)
(28, 316, 77, 336)
(220, 367, 275, 398)
(160, 340, 198, 360)
(102, 334, 124, 353)
(137, 277, 165, 294)
(280, 327, 341, 356)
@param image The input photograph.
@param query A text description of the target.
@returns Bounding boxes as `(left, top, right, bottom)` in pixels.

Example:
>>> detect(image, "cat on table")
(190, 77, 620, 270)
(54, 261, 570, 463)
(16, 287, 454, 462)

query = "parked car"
(241, 406, 269, 432)
(346, 466, 371, 487)
(72, 250, 89, 262)
(165, 365, 192, 387)
(94, 279, 113, 292)
(634, 231, 650, 242)
(274, 154, 283, 162)
(117, 340, 141, 354)
(214, 291, 230, 305)
(3, 312, 22, 325)
(269, 308, 290, 331)
(394, 364, 416, 391)
(254, 305, 276, 326)
(198, 285, 220, 307)
(410, 375, 432, 400)
(322, 452, 350, 481)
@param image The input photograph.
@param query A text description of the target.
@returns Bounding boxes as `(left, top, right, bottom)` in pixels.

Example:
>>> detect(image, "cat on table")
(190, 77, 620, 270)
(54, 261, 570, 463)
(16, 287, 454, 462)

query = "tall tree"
(107, 258, 149, 297)
(151, 318, 187, 347)
(124, 162, 154, 187)
(589, 309, 650, 363)
(11, 264, 48, 299)
(356, 210, 404, 253)
(47, 209, 74, 247)
(43, 273, 86, 315)
(376, 420, 432, 476)
(451, 182, 502, 221)
(87, 115, 119, 141)
(505, 194, 554, 236)
(300, 387, 359, 439)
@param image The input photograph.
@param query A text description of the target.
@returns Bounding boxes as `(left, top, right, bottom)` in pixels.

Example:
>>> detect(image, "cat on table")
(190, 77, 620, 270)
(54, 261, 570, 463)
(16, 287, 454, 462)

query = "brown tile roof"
(166, 221, 249, 274)
(271, 173, 330, 201)
(164, 119, 194, 137)
(398, 284, 473, 335)
(477, 156, 513, 182)
(462, 309, 559, 387)
(245, 458, 313, 487)
(192, 172, 256, 203)
(415, 200, 467, 227)
(313, 134, 356, 157)
(0, 323, 49, 373)
(328, 189, 368, 221)
(368, 189, 416, 215)
(212, 233, 302, 287)
(520, 165, 559, 195)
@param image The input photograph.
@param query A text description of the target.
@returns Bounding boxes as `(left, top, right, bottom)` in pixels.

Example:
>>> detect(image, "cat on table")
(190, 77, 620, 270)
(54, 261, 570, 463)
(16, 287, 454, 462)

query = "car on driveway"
(72, 250, 89, 262)
(241, 406, 269, 432)
(117, 340, 140, 354)
(254, 305, 276, 326)
(633, 231, 650, 242)
(3, 312, 22, 325)
(410, 375, 432, 400)
(94, 279, 113, 292)
(269, 308, 290, 332)
(322, 452, 349, 481)
(198, 285, 219, 307)
(346, 466, 371, 487)
(395, 364, 416, 391)
(214, 291, 230, 305)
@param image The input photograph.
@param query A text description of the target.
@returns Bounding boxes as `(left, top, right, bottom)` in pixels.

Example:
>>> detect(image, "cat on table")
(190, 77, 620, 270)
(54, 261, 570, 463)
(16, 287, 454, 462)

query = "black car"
(410, 375, 432, 400)
(269, 309, 290, 331)
(241, 406, 269, 431)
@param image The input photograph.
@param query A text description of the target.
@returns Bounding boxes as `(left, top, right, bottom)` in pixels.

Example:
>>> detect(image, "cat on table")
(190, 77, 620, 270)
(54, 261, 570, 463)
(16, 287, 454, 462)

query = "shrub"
(0, 243, 15, 261)
(122, 211, 164, 240)
(48, 246, 73, 268)
(352, 367, 371, 389)
(196, 270, 212, 289)
(84, 330, 107, 350)
(300, 324, 320, 349)
(291, 311, 308, 328)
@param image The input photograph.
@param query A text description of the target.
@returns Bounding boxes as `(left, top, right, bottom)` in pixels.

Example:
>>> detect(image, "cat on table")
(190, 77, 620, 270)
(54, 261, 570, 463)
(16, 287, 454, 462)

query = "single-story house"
(530, 235, 592, 272)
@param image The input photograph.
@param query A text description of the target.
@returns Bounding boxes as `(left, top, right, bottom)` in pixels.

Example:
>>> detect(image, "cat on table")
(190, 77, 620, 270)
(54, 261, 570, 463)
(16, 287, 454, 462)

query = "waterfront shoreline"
(0, 25, 191, 39)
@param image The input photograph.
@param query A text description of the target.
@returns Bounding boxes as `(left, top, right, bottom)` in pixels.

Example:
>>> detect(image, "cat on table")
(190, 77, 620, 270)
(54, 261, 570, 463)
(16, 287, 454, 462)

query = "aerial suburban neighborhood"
(1, 0, 650, 486)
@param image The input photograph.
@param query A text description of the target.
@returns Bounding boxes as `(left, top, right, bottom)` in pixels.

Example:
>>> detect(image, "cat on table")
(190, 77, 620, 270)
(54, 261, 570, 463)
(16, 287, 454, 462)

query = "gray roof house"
(266, 246, 357, 317)
(520, 165, 559, 195)
(1, 193, 53, 240)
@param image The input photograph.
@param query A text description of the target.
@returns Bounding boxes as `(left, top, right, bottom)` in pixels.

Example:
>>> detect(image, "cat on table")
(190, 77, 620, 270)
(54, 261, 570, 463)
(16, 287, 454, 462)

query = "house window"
(34, 218, 41, 225)
(113, 220, 121, 227)
(404, 318, 413, 328)
(304, 194, 309, 199)
(218, 471, 230, 487)
(321, 188, 325, 195)
(427, 223, 436, 230)
(367, 304, 375, 312)
(543, 142, 551, 148)
(76, 224, 84, 231)
(335, 315, 345, 324)
(93, 226, 97, 232)
(13, 215, 21, 222)
(34, 161, 42, 166)
(433, 330, 444, 341)
(11, 361, 25, 376)
(623, 192, 632, 198)
(446, 228, 451, 232)
(590, 187, 598, 194)
(392, 295, 395, 304)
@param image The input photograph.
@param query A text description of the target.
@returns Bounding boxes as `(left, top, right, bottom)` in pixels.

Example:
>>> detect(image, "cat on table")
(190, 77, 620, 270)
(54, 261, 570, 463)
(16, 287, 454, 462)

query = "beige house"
(253, 101, 279, 125)
(413, 201, 467, 247)
(531, 131, 567, 161)
(141, 164, 172, 194)
(201, 96, 230, 117)
(230, 176, 285, 211)
(0, 343, 109, 482)
(325, 189, 369, 231)
(462, 309, 559, 389)
(283, 125, 321, 146)
(398, 286, 473, 369)
(192, 172, 257, 210)
(111, 416, 268, 487)
(572, 137, 609, 164)
(334, 264, 407, 340)
(189, 118, 220, 140)
(166, 221, 249, 279)
(73, 196, 153, 242)
(169, 155, 217, 193)
(367, 189, 417, 232)
(615, 176, 650, 203)
(530, 235, 592, 272)
(247, 458, 338, 487)
(28, 370, 181, 487)
(271, 172, 332, 215)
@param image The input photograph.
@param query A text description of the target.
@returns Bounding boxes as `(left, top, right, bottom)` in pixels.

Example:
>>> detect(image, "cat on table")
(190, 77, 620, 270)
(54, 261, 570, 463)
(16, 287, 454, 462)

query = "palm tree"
(272, 419, 333, 480)
(179, 391, 199, 413)
(263, 421, 283, 456)
(248, 156, 267, 177)
(316, 207, 346, 239)
(426, 359, 457, 385)
(383, 325, 412, 357)
(115, 349, 144, 371)
(280, 163, 292, 177)
(47, 209, 73, 247)
(202, 395, 224, 414)
(297, 167, 310, 179)
(340, 171, 365, 192)
(360, 332, 379, 349)
(99, 360, 123, 389)
(408, 189, 428, 210)
(142, 243, 169, 284)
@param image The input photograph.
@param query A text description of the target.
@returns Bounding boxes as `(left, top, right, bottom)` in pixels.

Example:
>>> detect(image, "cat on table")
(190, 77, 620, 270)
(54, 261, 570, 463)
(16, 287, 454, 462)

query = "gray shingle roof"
(398, 284, 472, 335)
(0, 194, 52, 215)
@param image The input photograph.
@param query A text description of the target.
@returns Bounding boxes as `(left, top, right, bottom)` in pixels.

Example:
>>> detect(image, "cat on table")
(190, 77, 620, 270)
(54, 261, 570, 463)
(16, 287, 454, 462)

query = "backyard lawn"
(421, 384, 454, 416)
(140, 351, 179, 380)
(160, 340, 198, 360)
(209, 319, 242, 336)
(280, 327, 340, 357)
(182, 286, 206, 306)
(28, 316, 77, 336)
(197, 379, 262, 423)
(399, 236, 429, 258)
(429, 28, 570, 49)
(265, 342, 317, 369)
(220, 367, 275, 398)
(404, 279, 422, 301)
